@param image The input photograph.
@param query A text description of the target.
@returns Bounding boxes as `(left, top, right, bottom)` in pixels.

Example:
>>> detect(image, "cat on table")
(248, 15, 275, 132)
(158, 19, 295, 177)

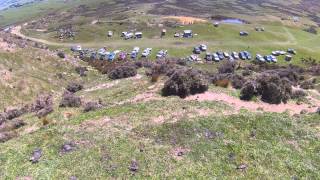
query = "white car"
(133, 47, 140, 53)
(142, 48, 152, 57)
(156, 50, 168, 58)
(256, 54, 265, 62)
(199, 44, 207, 51)
(223, 52, 230, 58)
(213, 53, 220, 62)
(232, 52, 239, 59)
(270, 55, 277, 63)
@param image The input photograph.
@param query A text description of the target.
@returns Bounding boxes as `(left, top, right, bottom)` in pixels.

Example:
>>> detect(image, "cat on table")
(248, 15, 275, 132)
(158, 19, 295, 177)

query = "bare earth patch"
(164, 16, 207, 25)
(84, 81, 119, 92)
(170, 147, 190, 160)
(186, 92, 318, 115)
(0, 38, 16, 52)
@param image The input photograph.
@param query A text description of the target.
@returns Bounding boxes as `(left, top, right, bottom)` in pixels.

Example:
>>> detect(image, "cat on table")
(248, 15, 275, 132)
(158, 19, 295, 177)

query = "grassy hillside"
(0, 68, 319, 178)
(1, 0, 320, 27)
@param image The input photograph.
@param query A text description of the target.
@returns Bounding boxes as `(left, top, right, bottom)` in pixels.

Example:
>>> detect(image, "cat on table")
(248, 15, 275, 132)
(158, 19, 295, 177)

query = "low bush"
(218, 61, 236, 74)
(75, 66, 88, 77)
(162, 68, 208, 98)
(291, 89, 307, 99)
(83, 101, 103, 112)
(300, 80, 314, 90)
(108, 65, 137, 80)
(66, 83, 83, 93)
(256, 74, 292, 104)
(231, 74, 246, 89)
(59, 91, 82, 108)
(240, 81, 257, 101)
(57, 51, 66, 58)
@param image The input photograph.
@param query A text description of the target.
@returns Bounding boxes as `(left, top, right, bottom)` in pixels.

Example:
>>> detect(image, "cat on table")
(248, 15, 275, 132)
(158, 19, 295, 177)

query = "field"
(0, 0, 319, 179)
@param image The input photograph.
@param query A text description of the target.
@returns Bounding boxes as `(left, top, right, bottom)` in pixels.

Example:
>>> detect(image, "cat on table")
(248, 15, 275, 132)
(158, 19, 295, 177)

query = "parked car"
(142, 48, 152, 57)
(264, 55, 272, 63)
(156, 50, 168, 59)
(232, 52, 239, 59)
(125, 32, 134, 40)
(270, 55, 277, 63)
(199, 44, 207, 51)
(205, 53, 213, 61)
(256, 54, 265, 62)
(287, 48, 297, 55)
(239, 51, 246, 60)
(217, 51, 224, 60)
(279, 51, 286, 55)
(285, 55, 292, 61)
(174, 33, 180, 38)
(193, 47, 201, 54)
(118, 52, 127, 60)
(108, 52, 116, 61)
(244, 51, 252, 60)
(71, 45, 82, 52)
(133, 47, 140, 53)
(131, 51, 138, 59)
(223, 52, 230, 58)
(213, 53, 220, 62)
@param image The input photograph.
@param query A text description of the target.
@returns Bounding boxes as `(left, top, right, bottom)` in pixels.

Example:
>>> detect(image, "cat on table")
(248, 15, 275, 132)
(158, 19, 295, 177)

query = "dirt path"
(186, 92, 318, 115)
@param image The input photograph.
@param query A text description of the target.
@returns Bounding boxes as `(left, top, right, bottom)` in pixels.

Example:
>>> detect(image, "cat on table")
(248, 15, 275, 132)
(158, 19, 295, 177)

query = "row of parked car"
(78, 46, 168, 61)
(204, 51, 252, 62)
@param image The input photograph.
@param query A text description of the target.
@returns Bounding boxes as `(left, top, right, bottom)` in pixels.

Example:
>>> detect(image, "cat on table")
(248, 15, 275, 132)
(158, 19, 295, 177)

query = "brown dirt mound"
(163, 16, 207, 25)
(186, 91, 318, 115)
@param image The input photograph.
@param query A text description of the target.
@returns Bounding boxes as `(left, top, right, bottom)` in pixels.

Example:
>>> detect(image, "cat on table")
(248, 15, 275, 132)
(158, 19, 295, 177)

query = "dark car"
(239, 51, 246, 60)
(217, 51, 224, 60)
(244, 51, 252, 60)
(193, 47, 201, 54)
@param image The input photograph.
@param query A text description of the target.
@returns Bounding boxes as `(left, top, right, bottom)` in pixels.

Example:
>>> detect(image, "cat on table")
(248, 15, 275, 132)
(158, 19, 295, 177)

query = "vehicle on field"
(205, 53, 213, 61)
(156, 50, 168, 59)
(213, 53, 220, 62)
(239, 51, 246, 60)
(199, 44, 207, 51)
(71, 45, 82, 52)
(193, 47, 201, 54)
(285, 55, 292, 61)
(223, 52, 230, 58)
(240, 31, 249, 36)
(256, 54, 265, 62)
(287, 48, 297, 55)
(118, 52, 127, 60)
(142, 48, 152, 57)
(217, 51, 224, 60)
(232, 52, 239, 59)
(174, 32, 180, 38)
(244, 51, 252, 60)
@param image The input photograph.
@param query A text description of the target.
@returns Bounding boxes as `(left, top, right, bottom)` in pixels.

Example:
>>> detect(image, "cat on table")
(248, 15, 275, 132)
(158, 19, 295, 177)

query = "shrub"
(0, 119, 26, 132)
(162, 68, 208, 98)
(231, 74, 246, 89)
(75, 66, 88, 77)
(31, 94, 53, 112)
(256, 74, 292, 104)
(83, 101, 103, 112)
(0, 131, 17, 143)
(291, 89, 307, 99)
(218, 61, 236, 74)
(66, 83, 83, 93)
(4, 106, 29, 120)
(59, 91, 82, 108)
(108, 66, 137, 80)
(300, 80, 315, 90)
(240, 81, 257, 101)
(57, 51, 66, 58)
